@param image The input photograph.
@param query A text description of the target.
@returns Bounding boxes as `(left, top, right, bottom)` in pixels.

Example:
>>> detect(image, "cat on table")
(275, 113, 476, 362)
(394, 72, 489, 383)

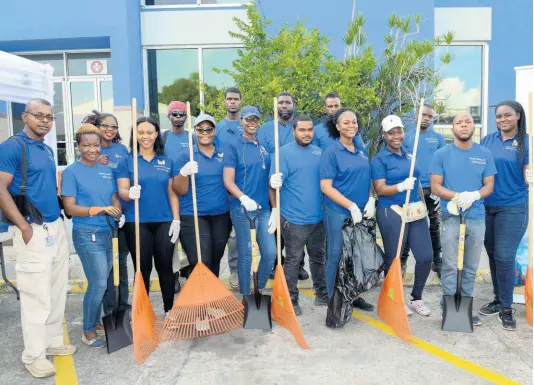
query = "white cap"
(381, 115, 404, 132)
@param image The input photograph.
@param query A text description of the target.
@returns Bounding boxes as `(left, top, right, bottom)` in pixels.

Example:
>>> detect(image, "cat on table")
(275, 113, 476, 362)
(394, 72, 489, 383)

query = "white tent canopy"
(0, 50, 57, 164)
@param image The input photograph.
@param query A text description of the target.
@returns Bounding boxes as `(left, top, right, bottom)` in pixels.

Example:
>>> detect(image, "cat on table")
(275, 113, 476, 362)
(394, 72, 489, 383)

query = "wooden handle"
(528, 92, 533, 269)
(395, 98, 425, 258)
(187, 102, 202, 264)
(113, 238, 119, 285)
(274, 97, 282, 265)
(250, 229, 258, 273)
(131, 98, 141, 272)
(457, 223, 466, 270)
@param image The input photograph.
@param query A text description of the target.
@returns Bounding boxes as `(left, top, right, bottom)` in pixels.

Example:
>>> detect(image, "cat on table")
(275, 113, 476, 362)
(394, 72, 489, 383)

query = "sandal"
(82, 334, 107, 348)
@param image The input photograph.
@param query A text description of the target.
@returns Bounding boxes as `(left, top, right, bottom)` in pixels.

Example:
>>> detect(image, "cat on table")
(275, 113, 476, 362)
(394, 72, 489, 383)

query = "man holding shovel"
(430, 113, 496, 327)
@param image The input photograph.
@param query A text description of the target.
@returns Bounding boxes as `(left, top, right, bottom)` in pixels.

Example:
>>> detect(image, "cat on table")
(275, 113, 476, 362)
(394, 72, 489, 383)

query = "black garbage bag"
(326, 243, 354, 328)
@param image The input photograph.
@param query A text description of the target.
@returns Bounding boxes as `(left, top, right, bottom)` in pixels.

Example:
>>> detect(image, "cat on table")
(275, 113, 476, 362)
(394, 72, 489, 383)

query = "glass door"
(67, 80, 97, 164)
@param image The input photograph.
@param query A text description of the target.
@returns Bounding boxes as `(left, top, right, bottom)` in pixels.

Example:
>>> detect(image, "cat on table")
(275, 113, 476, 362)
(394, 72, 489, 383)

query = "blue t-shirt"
(99, 142, 129, 173)
(269, 142, 323, 225)
(175, 145, 229, 216)
(116, 153, 174, 223)
(482, 131, 529, 207)
(429, 143, 497, 219)
(403, 128, 446, 188)
(320, 139, 371, 215)
(371, 146, 422, 208)
(257, 119, 295, 155)
(216, 118, 242, 147)
(0, 132, 60, 223)
(312, 122, 368, 156)
(223, 136, 271, 210)
(60, 162, 116, 231)
(164, 130, 196, 163)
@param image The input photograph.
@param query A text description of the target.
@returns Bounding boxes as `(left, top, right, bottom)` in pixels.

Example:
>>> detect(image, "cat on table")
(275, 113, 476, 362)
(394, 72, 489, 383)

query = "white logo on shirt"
(99, 172, 112, 180)
(216, 152, 224, 162)
(470, 157, 487, 165)
(157, 159, 166, 165)
(406, 153, 413, 159)
(312, 150, 321, 156)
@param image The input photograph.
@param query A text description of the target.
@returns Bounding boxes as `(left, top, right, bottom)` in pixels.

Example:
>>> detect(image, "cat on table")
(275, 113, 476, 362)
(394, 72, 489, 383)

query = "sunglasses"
(244, 116, 260, 124)
(195, 127, 215, 135)
(170, 111, 186, 118)
(97, 124, 119, 130)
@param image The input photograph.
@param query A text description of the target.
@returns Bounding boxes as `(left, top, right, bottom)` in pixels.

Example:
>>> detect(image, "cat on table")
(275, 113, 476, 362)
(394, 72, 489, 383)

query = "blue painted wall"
(0, 0, 144, 109)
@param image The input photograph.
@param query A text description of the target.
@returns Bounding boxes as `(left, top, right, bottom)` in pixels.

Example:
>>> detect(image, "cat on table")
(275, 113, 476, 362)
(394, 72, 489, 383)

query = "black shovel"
(102, 216, 133, 353)
(242, 209, 272, 330)
(442, 210, 473, 333)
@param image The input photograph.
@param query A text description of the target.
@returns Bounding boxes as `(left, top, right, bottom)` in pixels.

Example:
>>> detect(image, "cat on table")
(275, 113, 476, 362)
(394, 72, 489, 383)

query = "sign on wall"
(86, 59, 108, 75)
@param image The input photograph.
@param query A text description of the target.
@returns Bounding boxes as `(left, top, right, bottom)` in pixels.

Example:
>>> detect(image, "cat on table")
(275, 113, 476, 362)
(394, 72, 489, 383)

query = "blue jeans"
(441, 215, 485, 300)
(230, 207, 276, 295)
(377, 207, 432, 300)
(323, 206, 348, 296)
(73, 229, 112, 333)
(103, 228, 130, 313)
(485, 203, 528, 310)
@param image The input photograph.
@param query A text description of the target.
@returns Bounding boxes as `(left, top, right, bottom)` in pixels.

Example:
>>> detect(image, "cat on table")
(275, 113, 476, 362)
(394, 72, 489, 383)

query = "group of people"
(0, 89, 531, 378)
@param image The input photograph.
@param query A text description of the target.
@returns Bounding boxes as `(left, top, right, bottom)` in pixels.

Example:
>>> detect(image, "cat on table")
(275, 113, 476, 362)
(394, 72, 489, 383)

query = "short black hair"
(293, 115, 313, 129)
(423, 103, 434, 110)
(25, 98, 52, 111)
(325, 108, 357, 139)
(277, 91, 294, 104)
(324, 92, 340, 103)
(224, 87, 241, 98)
(129, 116, 165, 156)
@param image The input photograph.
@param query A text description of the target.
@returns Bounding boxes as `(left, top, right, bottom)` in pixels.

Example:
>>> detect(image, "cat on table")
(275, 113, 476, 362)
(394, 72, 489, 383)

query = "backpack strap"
(10, 137, 28, 195)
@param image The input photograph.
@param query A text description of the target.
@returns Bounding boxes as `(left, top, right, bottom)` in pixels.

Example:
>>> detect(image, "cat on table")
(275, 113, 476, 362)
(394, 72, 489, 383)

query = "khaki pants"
(12, 218, 69, 364)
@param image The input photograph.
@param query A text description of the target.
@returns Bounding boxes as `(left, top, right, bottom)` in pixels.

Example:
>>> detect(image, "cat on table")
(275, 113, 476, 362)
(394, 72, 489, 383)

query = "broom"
(270, 97, 310, 349)
(130, 98, 162, 363)
(160, 102, 244, 341)
(526, 92, 533, 327)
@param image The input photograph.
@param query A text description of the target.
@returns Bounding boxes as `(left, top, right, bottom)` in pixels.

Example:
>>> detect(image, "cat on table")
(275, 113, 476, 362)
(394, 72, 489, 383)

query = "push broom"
(160, 102, 244, 341)
(270, 97, 310, 349)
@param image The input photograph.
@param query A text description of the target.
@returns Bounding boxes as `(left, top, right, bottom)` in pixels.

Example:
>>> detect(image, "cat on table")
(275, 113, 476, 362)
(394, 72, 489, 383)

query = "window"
(20, 54, 65, 77)
(67, 52, 112, 77)
(145, 0, 245, 5)
(434, 45, 485, 143)
(11, 103, 25, 135)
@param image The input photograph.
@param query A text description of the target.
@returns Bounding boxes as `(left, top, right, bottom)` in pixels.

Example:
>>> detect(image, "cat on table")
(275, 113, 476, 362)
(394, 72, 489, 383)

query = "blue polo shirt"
(403, 128, 446, 188)
(269, 142, 323, 225)
(175, 145, 229, 216)
(430, 143, 497, 219)
(116, 153, 174, 223)
(164, 130, 196, 162)
(223, 136, 271, 209)
(371, 146, 422, 208)
(312, 122, 368, 155)
(0, 132, 60, 223)
(216, 118, 242, 147)
(482, 131, 529, 207)
(320, 139, 371, 215)
(100, 142, 129, 173)
(257, 119, 295, 155)
(61, 162, 116, 231)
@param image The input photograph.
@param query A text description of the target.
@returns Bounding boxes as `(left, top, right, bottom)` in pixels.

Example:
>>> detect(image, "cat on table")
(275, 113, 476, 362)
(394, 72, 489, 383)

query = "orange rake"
(160, 102, 244, 341)
(270, 97, 310, 349)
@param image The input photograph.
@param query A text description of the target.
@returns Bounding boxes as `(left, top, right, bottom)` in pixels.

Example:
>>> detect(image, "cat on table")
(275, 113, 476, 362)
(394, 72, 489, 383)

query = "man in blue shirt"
(215, 87, 242, 289)
(269, 116, 328, 316)
(0, 99, 76, 378)
(163, 100, 193, 160)
(257, 92, 295, 155)
(430, 113, 497, 327)
(401, 104, 446, 278)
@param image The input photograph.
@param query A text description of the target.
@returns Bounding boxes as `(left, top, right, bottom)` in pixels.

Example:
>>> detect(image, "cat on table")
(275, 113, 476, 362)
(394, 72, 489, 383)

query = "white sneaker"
(405, 305, 414, 316)
(229, 271, 239, 290)
(25, 358, 56, 378)
(407, 299, 431, 316)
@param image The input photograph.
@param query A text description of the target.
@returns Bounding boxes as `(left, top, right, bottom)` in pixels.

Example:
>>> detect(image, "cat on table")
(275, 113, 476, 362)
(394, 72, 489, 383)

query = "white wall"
(435, 7, 492, 41)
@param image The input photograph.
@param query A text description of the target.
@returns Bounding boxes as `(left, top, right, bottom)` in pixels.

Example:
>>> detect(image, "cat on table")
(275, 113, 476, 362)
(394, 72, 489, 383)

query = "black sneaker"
(479, 298, 500, 316)
(298, 268, 310, 281)
(498, 309, 516, 331)
(472, 315, 483, 326)
(352, 297, 374, 312)
(292, 302, 302, 316)
(314, 296, 328, 307)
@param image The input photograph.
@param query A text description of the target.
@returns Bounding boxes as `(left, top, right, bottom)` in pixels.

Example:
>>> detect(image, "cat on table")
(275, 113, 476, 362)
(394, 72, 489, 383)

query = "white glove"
(169, 220, 181, 244)
(397, 177, 416, 192)
(526, 169, 533, 184)
(447, 199, 459, 216)
(348, 202, 362, 224)
(270, 173, 283, 189)
(363, 197, 376, 219)
(118, 215, 126, 228)
(129, 185, 141, 200)
(456, 191, 481, 210)
(268, 208, 278, 234)
(180, 161, 198, 177)
(239, 195, 260, 211)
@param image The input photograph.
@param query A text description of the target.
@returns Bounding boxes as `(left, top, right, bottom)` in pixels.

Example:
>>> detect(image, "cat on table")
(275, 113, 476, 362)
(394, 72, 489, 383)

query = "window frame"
(141, 0, 250, 8)
(434, 41, 489, 140)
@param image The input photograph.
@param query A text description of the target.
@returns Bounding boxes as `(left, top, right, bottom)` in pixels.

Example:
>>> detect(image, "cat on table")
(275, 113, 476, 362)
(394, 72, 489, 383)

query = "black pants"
(179, 212, 232, 277)
(273, 230, 306, 270)
(103, 227, 130, 313)
(281, 217, 327, 303)
(401, 187, 442, 266)
(123, 221, 175, 312)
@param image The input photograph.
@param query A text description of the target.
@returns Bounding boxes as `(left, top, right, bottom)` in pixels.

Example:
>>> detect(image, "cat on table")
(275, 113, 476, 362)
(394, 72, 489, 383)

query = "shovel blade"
(442, 294, 473, 333)
(102, 309, 133, 354)
(242, 294, 272, 330)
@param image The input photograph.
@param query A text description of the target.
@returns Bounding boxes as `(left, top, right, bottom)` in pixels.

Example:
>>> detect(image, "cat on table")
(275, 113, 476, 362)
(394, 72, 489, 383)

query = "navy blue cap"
(241, 106, 260, 119)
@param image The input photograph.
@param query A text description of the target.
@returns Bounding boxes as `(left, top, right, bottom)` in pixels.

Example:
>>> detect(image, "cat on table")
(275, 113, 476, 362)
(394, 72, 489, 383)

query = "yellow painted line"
(54, 318, 78, 385)
(301, 290, 520, 385)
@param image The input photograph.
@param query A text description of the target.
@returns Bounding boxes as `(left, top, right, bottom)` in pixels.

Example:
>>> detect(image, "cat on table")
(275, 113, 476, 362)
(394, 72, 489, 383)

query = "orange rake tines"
(160, 101, 244, 341)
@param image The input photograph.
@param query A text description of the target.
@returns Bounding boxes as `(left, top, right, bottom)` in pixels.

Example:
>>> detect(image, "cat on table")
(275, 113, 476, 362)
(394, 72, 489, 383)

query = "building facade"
(0, 0, 532, 167)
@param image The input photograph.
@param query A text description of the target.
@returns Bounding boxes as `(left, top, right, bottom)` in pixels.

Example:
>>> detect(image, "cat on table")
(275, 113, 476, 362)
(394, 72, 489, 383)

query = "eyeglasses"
(244, 117, 260, 124)
(97, 124, 119, 130)
(25, 112, 55, 121)
(195, 127, 215, 135)
(171, 111, 186, 118)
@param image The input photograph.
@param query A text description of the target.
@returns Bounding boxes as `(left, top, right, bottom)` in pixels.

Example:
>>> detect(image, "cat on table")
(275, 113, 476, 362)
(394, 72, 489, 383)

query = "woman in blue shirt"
(320, 108, 376, 311)
(61, 124, 122, 348)
(117, 117, 180, 316)
(479, 100, 531, 330)
(371, 115, 432, 317)
(173, 114, 231, 277)
(83, 110, 131, 317)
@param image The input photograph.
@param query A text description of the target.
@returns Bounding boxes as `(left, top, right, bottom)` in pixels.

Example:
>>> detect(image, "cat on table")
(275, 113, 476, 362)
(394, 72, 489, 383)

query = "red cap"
(168, 101, 187, 115)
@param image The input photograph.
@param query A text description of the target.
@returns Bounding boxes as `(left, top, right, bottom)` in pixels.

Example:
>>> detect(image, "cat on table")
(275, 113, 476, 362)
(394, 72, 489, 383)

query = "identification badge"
(46, 235, 55, 247)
